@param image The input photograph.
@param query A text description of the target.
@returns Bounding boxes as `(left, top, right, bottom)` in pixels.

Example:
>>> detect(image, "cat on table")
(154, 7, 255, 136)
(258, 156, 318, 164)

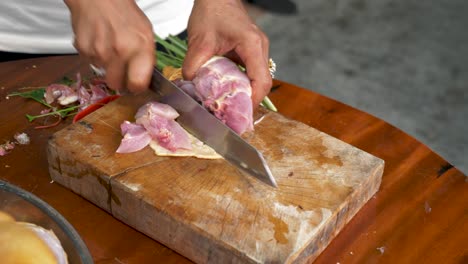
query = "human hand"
(64, 0, 155, 93)
(182, 0, 272, 107)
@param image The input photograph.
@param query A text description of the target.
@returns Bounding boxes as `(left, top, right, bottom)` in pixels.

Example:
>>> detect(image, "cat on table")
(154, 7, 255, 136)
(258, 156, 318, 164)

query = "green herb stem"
(8, 88, 52, 108)
(26, 105, 81, 122)
(261, 96, 277, 112)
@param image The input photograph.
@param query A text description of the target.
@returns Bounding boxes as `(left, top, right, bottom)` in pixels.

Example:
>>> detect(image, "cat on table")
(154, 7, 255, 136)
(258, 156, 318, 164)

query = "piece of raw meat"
(186, 56, 254, 134)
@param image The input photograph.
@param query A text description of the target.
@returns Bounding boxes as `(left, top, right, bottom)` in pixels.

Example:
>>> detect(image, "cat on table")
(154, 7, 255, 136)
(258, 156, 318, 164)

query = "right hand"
(64, 0, 155, 93)
(182, 0, 272, 108)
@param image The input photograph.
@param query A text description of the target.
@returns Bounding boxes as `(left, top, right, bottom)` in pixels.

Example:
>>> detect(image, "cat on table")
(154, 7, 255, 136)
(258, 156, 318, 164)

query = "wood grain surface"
(47, 91, 383, 263)
(0, 56, 466, 263)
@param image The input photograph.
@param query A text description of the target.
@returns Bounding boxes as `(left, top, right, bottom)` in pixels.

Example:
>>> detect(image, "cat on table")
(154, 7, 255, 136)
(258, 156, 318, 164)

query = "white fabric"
(0, 0, 193, 54)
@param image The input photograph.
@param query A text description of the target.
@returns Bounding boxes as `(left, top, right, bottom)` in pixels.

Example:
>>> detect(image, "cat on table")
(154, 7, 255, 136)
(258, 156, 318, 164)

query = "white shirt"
(0, 0, 193, 54)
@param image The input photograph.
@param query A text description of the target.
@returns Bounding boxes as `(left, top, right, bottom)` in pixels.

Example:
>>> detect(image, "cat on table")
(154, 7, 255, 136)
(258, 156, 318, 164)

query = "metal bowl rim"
(0, 180, 93, 264)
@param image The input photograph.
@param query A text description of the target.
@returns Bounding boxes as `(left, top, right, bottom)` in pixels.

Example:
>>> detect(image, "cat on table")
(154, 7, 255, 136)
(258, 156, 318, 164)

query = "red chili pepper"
(73, 95, 121, 123)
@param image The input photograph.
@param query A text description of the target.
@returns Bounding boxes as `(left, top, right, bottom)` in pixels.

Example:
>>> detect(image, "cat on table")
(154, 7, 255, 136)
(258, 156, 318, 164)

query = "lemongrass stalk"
(156, 35, 186, 58)
(166, 35, 188, 52)
(156, 58, 167, 71)
(159, 52, 184, 64)
(261, 96, 277, 112)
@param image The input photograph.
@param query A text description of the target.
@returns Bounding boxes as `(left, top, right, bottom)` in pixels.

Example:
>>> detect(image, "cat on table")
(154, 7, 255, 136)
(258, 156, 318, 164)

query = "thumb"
(182, 35, 217, 80)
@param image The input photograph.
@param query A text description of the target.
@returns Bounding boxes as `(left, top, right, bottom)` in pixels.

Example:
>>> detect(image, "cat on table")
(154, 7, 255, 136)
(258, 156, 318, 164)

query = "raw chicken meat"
(77, 86, 91, 110)
(116, 56, 255, 155)
(44, 84, 78, 105)
(184, 56, 254, 134)
(89, 84, 109, 104)
(116, 102, 192, 153)
(43, 73, 113, 111)
(116, 121, 151, 153)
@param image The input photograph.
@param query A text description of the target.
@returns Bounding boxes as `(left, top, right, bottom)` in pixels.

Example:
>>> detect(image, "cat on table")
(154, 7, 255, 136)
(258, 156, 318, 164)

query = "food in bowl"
(0, 210, 68, 264)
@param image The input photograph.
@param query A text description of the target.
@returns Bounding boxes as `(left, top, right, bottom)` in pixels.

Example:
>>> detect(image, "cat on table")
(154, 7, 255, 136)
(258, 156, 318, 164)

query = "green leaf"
(59, 76, 74, 86)
(8, 88, 51, 107)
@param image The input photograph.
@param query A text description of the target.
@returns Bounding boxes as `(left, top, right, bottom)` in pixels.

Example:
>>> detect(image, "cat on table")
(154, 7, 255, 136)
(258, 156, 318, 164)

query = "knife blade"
(150, 68, 277, 188)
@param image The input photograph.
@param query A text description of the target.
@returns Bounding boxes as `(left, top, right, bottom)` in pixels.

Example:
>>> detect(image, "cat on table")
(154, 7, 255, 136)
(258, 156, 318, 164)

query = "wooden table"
(0, 56, 466, 263)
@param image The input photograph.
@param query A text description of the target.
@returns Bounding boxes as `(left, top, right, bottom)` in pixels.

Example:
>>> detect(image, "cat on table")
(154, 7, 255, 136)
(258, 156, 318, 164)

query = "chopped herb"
(8, 88, 50, 107)
(59, 76, 74, 86)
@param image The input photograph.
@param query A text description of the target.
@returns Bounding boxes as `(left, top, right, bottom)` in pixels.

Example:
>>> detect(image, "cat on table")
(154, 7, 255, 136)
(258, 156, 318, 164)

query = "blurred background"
(244, 0, 468, 174)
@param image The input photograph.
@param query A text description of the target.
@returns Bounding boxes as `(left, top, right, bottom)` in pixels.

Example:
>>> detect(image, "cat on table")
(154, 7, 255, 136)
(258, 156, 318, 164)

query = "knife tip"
(259, 151, 277, 188)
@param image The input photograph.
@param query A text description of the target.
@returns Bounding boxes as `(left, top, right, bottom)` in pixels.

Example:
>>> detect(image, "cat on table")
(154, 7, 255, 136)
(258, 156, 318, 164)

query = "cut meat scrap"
(116, 102, 191, 154)
(89, 83, 110, 104)
(116, 121, 151, 153)
(77, 86, 91, 110)
(44, 84, 78, 105)
(40, 74, 115, 116)
(116, 101, 221, 159)
(135, 101, 179, 120)
(135, 102, 192, 152)
(70, 73, 82, 92)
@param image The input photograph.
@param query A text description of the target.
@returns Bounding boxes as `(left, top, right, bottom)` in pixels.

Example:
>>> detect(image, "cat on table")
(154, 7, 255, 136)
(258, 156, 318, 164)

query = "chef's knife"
(150, 68, 277, 188)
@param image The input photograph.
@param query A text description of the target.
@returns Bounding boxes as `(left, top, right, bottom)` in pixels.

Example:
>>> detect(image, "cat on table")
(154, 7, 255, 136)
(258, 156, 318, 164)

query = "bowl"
(0, 180, 93, 264)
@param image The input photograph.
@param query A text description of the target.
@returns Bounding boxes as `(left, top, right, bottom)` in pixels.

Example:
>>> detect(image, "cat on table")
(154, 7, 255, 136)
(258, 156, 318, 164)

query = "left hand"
(182, 0, 272, 107)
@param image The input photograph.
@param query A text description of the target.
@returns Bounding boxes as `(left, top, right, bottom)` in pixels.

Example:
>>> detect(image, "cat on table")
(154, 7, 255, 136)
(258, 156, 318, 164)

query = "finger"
(73, 29, 104, 69)
(235, 41, 272, 107)
(126, 49, 154, 93)
(73, 36, 93, 60)
(104, 57, 126, 92)
(91, 21, 112, 65)
(224, 50, 243, 66)
(72, 18, 96, 59)
(182, 34, 217, 80)
(260, 32, 270, 67)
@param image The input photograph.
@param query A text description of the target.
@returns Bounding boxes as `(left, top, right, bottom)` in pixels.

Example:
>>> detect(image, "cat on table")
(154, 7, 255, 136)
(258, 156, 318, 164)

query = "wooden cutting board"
(47, 92, 384, 263)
